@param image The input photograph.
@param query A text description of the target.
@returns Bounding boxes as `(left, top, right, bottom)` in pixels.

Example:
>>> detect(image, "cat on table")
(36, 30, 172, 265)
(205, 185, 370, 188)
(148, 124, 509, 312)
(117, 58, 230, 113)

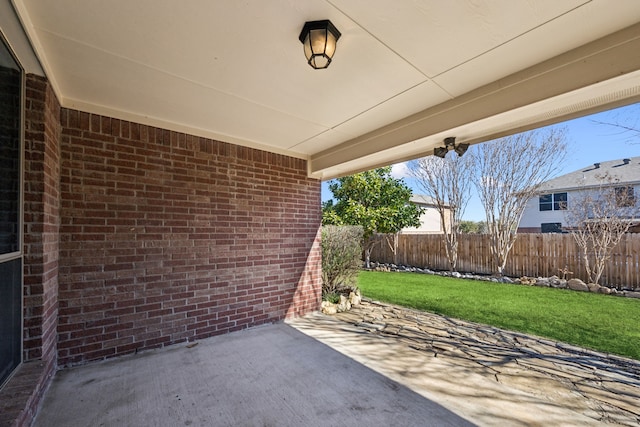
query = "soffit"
(11, 0, 640, 178)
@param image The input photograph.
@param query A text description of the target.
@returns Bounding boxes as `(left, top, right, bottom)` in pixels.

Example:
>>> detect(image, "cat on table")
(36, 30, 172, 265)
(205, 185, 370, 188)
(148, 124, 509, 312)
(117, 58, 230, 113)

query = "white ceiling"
(12, 0, 640, 179)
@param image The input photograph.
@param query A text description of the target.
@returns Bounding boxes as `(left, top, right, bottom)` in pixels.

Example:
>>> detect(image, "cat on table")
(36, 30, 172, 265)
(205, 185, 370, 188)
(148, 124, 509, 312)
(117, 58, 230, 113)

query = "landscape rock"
(337, 294, 351, 312)
(321, 301, 337, 315)
(548, 276, 564, 288)
(534, 278, 550, 287)
(587, 283, 602, 293)
(349, 291, 362, 306)
(364, 263, 637, 299)
(567, 278, 589, 292)
(554, 280, 568, 289)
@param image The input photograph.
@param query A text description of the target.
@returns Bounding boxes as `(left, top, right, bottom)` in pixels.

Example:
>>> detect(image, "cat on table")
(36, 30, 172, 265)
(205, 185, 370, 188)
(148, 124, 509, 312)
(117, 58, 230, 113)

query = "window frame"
(539, 192, 567, 211)
(539, 194, 552, 211)
(0, 30, 24, 264)
(614, 186, 635, 208)
(0, 28, 25, 388)
(553, 192, 567, 211)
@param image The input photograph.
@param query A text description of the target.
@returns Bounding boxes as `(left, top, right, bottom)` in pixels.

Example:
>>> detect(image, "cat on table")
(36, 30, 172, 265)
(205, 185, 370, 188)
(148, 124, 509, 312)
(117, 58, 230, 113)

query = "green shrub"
(321, 225, 363, 295)
(323, 292, 342, 304)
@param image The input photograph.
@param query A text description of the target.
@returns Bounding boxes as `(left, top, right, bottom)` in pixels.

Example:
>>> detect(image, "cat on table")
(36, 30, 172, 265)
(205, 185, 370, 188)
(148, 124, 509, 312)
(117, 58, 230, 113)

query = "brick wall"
(10, 74, 62, 426)
(57, 109, 322, 365)
(6, 75, 321, 426)
(24, 76, 60, 363)
(23, 74, 61, 366)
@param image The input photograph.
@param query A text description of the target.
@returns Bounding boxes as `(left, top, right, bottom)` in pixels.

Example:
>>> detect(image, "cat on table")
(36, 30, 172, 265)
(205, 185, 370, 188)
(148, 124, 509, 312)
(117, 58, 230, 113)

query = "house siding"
(519, 158, 640, 233)
(519, 195, 569, 231)
(402, 205, 447, 234)
(519, 184, 640, 232)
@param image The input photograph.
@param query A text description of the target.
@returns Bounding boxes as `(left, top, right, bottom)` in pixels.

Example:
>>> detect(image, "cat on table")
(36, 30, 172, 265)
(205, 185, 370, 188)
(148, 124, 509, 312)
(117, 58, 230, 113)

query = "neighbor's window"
(539, 192, 567, 211)
(615, 186, 635, 208)
(539, 194, 552, 211)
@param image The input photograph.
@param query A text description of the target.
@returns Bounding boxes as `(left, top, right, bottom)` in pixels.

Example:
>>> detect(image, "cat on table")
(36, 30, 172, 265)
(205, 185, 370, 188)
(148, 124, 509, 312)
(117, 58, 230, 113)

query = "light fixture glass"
(299, 20, 341, 69)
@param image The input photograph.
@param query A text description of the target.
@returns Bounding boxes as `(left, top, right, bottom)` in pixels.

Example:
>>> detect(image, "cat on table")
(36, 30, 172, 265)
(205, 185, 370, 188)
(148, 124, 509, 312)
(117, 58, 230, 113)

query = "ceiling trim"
(309, 22, 640, 179)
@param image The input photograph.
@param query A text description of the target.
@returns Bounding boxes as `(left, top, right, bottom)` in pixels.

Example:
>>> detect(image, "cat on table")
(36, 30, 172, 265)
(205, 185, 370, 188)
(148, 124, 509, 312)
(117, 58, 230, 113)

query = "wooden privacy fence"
(369, 233, 640, 288)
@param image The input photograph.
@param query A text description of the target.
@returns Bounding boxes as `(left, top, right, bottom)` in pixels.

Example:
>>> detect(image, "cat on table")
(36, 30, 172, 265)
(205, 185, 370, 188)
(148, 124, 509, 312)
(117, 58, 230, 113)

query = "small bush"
(321, 225, 363, 295)
(323, 292, 342, 304)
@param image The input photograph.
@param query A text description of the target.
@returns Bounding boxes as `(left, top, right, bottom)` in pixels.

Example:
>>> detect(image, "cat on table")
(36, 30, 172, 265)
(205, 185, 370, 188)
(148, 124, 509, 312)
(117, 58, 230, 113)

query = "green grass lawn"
(358, 270, 640, 360)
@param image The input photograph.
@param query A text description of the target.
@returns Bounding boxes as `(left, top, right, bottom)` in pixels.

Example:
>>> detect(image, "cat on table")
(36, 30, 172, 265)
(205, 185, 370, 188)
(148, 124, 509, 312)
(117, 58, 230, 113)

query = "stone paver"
(289, 299, 640, 426)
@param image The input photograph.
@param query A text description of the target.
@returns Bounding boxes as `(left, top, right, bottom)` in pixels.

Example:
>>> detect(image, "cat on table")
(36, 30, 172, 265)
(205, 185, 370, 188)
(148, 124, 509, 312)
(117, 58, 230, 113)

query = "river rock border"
(367, 262, 640, 299)
(321, 289, 362, 315)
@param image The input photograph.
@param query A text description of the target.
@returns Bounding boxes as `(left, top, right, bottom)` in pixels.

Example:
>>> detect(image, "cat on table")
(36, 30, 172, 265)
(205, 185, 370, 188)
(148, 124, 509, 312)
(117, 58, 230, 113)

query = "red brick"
(21, 78, 321, 385)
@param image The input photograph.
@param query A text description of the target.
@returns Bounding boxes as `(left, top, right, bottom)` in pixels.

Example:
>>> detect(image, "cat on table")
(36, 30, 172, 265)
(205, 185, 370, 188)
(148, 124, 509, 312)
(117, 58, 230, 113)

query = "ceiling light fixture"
(299, 20, 341, 69)
(433, 137, 468, 158)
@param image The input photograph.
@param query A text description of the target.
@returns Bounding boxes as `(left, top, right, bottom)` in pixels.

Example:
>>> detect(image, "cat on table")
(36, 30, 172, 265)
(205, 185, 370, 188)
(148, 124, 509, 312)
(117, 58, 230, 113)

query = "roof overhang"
(8, 0, 640, 180)
(310, 24, 640, 179)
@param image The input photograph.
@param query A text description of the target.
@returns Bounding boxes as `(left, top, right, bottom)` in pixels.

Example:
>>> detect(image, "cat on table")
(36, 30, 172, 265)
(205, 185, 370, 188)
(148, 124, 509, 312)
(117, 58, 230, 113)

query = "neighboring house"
(402, 195, 452, 234)
(518, 157, 640, 233)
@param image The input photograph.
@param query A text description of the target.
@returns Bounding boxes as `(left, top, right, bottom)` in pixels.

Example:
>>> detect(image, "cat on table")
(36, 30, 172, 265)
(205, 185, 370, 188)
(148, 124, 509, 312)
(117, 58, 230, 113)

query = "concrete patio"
(33, 319, 470, 427)
(34, 301, 640, 427)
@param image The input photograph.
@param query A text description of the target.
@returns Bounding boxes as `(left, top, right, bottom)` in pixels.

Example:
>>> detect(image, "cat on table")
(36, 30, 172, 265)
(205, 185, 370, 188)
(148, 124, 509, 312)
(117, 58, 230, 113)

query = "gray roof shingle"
(538, 156, 640, 192)
(410, 195, 450, 207)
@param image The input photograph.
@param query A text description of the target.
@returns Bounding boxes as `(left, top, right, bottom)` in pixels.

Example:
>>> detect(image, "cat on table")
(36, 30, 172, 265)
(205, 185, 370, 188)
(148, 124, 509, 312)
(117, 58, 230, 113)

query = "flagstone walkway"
(290, 299, 640, 426)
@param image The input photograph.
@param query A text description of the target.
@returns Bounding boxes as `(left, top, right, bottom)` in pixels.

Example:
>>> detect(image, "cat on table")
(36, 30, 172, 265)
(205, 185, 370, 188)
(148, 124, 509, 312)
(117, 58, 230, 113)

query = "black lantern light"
(299, 20, 341, 69)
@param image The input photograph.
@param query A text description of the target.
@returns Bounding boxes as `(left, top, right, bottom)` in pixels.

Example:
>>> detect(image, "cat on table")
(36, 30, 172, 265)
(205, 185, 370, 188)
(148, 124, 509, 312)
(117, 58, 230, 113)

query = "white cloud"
(391, 162, 411, 178)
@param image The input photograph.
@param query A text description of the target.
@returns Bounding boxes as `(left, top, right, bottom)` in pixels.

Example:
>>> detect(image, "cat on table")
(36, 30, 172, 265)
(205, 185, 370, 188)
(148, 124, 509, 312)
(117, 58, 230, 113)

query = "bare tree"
(383, 232, 400, 265)
(590, 103, 640, 144)
(564, 174, 640, 285)
(409, 152, 473, 272)
(471, 128, 567, 276)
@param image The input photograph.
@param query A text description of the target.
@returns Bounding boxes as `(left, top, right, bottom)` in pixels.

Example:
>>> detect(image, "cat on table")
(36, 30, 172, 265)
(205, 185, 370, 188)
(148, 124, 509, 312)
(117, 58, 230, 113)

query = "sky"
(321, 103, 640, 221)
